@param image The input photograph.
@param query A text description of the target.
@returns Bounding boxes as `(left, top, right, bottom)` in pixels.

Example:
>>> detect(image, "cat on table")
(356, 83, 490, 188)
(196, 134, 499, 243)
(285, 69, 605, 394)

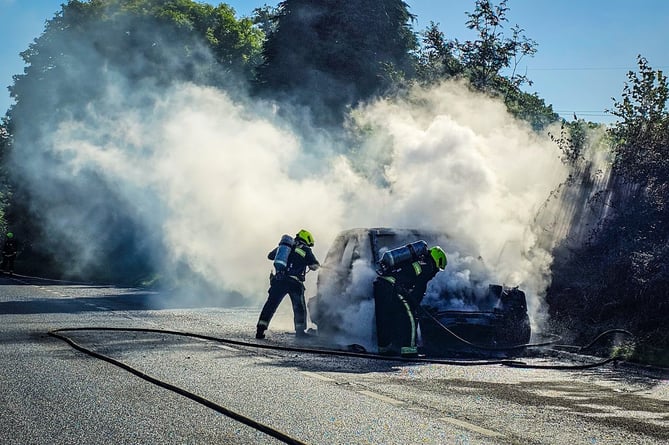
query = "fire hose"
(1, 271, 642, 443)
(417, 306, 636, 368)
(49, 327, 309, 445)
(48, 325, 638, 444)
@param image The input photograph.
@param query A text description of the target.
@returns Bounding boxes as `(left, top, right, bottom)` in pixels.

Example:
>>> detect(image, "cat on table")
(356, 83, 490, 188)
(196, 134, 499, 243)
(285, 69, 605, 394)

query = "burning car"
(307, 228, 531, 355)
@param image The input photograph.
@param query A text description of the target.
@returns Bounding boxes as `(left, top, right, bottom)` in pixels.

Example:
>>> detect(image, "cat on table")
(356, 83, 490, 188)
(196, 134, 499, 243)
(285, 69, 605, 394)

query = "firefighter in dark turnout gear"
(374, 245, 447, 357)
(256, 230, 320, 339)
(1, 232, 18, 275)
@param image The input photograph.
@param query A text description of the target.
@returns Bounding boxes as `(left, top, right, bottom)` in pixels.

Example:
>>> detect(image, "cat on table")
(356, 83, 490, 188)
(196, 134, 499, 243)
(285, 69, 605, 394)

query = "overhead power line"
(527, 66, 669, 71)
(554, 110, 611, 113)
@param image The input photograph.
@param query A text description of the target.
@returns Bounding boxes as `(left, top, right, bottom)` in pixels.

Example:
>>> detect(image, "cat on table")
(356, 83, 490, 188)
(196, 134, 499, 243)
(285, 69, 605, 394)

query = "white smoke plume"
(46, 83, 346, 298)
(336, 81, 569, 329)
(13, 69, 568, 338)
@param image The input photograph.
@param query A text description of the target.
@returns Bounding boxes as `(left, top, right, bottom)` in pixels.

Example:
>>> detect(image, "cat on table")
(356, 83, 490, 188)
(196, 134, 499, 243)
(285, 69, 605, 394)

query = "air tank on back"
(273, 234, 295, 272)
(378, 240, 428, 273)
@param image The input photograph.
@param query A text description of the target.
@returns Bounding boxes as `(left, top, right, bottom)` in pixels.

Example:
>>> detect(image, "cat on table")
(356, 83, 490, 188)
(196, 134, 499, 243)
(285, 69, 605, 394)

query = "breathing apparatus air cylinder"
(273, 235, 295, 272)
(378, 240, 428, 273)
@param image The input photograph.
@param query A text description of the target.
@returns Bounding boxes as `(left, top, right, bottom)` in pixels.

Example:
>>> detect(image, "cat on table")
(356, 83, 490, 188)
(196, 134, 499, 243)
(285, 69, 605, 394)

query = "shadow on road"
(0, 274, 236, 314)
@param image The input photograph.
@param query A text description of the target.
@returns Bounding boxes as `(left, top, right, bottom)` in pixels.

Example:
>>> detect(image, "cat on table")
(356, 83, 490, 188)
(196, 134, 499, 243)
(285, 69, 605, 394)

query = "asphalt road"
(0, 274, 667, 444)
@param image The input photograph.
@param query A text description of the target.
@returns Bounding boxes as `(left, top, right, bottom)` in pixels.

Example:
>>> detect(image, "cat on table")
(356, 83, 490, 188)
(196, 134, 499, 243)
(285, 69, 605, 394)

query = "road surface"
(1, 274, 667, 444)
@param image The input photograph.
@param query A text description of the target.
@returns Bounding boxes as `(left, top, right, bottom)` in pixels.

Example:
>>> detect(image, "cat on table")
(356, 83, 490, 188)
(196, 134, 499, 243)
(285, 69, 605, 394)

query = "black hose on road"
(418, 307, 638, 371)
(47, 325, 636, 444)
(50, 326, 524, 366)
(48, 328, 308, 445)
(50, 326, 632, 372)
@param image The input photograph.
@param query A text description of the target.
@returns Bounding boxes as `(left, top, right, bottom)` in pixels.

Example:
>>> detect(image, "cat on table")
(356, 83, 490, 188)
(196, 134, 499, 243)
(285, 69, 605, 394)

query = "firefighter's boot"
(400, 346, 419, 358)
(378, 343, 398, 356)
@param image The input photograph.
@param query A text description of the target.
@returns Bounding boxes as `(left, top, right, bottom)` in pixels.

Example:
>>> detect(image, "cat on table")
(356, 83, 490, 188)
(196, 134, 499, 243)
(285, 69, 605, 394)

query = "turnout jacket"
(379, 255, 439, 304)
(2, 238, 17, 257)
(268, 241, 319, 282)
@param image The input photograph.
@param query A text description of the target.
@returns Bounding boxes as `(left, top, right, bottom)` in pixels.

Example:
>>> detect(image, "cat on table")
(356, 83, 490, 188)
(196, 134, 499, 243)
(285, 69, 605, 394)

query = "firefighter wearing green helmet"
(374, 244, 447, 357)
(256, 229, 320, 339)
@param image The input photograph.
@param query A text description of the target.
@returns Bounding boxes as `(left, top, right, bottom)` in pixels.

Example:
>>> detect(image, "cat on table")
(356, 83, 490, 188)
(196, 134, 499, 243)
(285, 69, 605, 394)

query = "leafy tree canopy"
(10, 0, 263, 119)
(548, 57, 669, 362)
(5, 0, 265, 283)
(458, 0, 537, 91)
(254, 0, 418, 125)
(609, 56, 669, 187)
(415, 0, 557, 130)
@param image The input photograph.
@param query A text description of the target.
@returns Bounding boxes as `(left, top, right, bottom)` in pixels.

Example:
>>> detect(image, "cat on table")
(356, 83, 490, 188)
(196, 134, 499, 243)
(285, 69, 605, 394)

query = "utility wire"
(527, 66, 669, 71)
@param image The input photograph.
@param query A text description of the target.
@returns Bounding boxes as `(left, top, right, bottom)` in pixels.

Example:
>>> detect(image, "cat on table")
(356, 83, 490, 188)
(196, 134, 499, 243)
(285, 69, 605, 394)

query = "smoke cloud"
(338, 82, 568, 327)
(10, 29, 569, 339)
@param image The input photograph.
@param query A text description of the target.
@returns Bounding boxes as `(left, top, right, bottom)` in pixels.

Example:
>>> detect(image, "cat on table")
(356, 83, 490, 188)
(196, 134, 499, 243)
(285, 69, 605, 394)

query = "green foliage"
(457, 0, 537, 92)
(4, 0, 264, 282)
(415, 22, 463, 84)
(605, 57, 669, 247)
(0, 119, 9, 146)
(414, 0, 556, 130)
(497, 77, 558, 131)
(548, 57, 669, 359)
(605, 56, 669, 287)
(10, 0, 263, 113)
(548, 118, 607, 167)
(254, 0, 418, 125)
(609, 56, 669, 187)
(251, 4, 280, 37)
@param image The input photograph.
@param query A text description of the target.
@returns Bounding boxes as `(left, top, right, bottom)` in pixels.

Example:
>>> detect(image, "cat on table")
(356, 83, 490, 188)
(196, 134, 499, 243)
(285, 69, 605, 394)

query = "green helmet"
(296, 229, 314, 247)
(429, 246, 447, 270)
(6, 232, 13, 239)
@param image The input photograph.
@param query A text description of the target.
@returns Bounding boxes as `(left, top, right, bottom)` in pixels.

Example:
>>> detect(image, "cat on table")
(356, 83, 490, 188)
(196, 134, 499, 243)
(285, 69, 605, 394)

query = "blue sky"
(1, 0, 667, 124)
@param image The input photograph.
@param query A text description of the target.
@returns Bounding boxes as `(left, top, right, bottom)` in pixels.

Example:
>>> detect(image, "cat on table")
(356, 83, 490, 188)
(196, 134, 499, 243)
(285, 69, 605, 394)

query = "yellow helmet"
(429, 246, 447, 270)
(296, 229, 314, 247)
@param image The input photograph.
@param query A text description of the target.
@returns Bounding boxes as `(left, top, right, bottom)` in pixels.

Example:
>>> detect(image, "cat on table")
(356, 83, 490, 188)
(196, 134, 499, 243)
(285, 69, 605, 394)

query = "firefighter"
(256, 229, 320, 339)
(1, 232, 18, 275)
(374, 245, 447, 357)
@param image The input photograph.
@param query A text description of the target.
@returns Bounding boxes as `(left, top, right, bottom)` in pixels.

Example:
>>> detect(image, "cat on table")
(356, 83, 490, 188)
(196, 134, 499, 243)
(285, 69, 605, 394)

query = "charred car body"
(307, 228, 531, 355)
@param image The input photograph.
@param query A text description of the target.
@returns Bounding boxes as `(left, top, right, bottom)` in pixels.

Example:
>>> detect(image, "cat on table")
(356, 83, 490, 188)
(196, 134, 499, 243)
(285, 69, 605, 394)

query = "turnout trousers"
(373, 278, 419, 356)
(1, 254, 15, 273)
(257, 276, 307, 333)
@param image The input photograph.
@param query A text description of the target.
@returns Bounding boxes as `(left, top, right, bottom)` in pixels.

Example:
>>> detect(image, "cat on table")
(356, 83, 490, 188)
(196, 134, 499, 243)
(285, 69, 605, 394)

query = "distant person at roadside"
(1, 232, 18, 275)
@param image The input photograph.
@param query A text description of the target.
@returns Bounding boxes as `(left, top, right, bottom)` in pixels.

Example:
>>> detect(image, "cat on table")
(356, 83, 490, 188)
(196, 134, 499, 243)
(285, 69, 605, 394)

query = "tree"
(254, 0, 418, 125)
(414, 0, 556, 130)
(606, 56, 669, 303)
(456, 0, 537, 92)
(497, 76, 558, 130)
(547, 57, 669, 363)
(251, 4, 280, 37)
(609, 56, 669, 187)
(10, 0, 263, 114)
(415, 21, 463, 84)
(4, 0, 264, 282)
